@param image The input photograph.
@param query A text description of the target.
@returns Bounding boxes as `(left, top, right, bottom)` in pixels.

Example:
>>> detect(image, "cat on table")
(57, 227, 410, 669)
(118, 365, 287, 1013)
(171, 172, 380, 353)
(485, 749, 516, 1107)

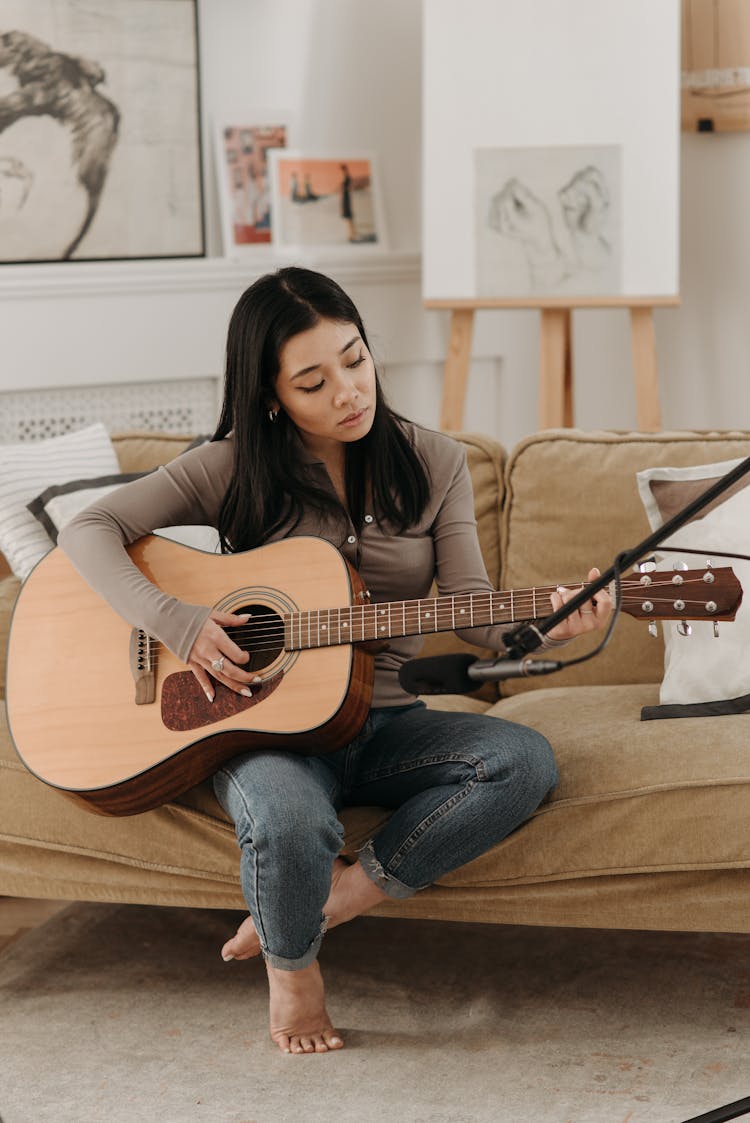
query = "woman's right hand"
(188, 610, 261, 702)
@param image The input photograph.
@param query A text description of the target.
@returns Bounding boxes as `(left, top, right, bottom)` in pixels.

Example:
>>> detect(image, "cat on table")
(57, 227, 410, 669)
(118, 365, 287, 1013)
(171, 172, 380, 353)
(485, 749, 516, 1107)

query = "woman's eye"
(301, 381, 324, 394)
(348, 354, 366, 368)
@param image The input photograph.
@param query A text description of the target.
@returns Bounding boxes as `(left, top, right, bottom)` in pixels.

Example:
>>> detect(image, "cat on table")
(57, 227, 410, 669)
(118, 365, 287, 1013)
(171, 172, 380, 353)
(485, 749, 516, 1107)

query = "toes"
(323, 1030, 344, 1050)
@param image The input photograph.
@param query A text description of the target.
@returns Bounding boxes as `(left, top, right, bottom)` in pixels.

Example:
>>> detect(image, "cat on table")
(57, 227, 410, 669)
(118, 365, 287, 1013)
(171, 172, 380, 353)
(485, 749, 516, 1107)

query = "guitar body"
(7, 536, 373, 816)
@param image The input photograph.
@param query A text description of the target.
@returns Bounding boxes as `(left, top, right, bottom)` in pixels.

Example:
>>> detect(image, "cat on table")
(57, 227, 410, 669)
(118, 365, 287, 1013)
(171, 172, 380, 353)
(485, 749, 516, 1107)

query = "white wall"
(1, 2, 750, 450)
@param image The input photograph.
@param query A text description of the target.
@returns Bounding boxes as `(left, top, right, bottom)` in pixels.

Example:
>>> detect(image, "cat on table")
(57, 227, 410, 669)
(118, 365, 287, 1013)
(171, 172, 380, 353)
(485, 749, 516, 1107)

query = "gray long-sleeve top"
(58, 422, 509, 707)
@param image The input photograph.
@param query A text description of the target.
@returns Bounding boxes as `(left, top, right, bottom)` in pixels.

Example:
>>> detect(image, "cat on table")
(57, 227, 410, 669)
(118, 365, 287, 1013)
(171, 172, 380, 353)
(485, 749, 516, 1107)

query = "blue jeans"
(213, 703, 557, 970)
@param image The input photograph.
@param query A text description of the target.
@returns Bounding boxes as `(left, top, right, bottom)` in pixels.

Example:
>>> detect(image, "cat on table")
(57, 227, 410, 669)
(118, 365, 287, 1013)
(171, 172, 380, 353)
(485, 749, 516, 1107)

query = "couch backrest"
(112, 431, 197, 473)
(500, 428, 750, 693)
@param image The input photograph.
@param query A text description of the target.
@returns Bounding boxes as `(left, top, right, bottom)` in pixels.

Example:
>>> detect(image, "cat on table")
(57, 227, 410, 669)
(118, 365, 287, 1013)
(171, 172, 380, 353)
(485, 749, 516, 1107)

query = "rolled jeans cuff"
(358, 839, 422, 900)
(263, 916, 328, 971)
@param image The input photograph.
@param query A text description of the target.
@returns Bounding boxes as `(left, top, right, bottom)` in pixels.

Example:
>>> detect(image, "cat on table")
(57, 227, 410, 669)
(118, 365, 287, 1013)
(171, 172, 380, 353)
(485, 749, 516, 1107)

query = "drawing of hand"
(488, 178, 554, 248)
(558, 166, 611, 267)
(488, 177, 568, 289)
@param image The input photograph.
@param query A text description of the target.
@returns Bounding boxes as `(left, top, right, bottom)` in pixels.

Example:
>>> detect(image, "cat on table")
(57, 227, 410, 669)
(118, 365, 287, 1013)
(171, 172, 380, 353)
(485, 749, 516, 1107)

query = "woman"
(59, 267, 611, 1055)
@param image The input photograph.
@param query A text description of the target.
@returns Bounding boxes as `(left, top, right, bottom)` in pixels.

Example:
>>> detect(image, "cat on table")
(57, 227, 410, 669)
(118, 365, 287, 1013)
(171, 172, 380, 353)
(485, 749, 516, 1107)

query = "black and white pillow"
(27, 473, 147, 543)
(636, 457, 750, 719)
(0, 423, 120, 579)
(27, 471, 221, 554)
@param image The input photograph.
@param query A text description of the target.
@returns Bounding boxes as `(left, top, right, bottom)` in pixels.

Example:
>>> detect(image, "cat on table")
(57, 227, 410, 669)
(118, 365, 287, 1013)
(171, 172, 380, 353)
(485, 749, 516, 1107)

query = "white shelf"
(0, 252, 422, 300)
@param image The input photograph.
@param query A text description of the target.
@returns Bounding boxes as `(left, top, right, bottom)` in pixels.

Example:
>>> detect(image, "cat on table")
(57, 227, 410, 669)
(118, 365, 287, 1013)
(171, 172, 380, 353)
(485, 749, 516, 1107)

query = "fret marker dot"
(343, 622, 348, 628)
(380, 626, 386, 632)
(460, 609, 466, 615)
(321, 625, 327, 631)
(425, 612, 431, 618)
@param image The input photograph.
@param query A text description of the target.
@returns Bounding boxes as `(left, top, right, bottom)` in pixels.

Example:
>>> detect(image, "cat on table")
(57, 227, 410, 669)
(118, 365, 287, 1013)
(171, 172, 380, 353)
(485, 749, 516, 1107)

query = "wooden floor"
(0, 897, 68, 955)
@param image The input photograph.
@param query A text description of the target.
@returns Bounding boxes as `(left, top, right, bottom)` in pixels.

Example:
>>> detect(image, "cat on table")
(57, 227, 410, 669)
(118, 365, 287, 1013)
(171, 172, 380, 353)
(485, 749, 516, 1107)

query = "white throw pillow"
(27, 472, 221, 554)
(27, 473, 146, 542)
(0, 424, 120, 579)
(636, 457, 750, 715)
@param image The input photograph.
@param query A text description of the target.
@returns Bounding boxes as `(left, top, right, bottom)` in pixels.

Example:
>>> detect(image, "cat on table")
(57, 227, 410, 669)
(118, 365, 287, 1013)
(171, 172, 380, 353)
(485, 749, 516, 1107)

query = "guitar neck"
(282, 563, 743, 650)
(285, 584, 570, 650)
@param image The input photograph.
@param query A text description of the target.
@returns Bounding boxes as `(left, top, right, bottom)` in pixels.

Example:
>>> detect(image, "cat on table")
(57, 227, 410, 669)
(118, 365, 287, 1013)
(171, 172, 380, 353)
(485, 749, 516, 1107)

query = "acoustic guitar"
(6, 535, 742, 816)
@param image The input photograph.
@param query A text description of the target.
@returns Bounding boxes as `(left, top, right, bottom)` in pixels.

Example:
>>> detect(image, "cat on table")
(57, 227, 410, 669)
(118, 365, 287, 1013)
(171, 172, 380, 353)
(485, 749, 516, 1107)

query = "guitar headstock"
(622, 566, 743, 622)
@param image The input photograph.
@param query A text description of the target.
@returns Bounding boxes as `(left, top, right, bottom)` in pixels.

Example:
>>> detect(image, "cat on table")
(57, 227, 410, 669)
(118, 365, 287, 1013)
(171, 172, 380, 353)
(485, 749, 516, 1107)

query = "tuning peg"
(672, 559, 689, 572)
(648, 620, 658, 638)
(638, 558, 656, 586)
(677, 621, 692, 637)
(713, 621, 720, 638)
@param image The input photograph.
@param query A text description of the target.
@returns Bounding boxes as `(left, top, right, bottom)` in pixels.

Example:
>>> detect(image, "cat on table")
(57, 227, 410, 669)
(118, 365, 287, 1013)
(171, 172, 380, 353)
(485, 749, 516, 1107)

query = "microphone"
(398, 653, 563, 695)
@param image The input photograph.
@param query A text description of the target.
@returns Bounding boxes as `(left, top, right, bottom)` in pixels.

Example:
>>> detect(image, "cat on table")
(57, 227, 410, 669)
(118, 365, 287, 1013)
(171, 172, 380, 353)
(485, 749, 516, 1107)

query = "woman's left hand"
(546, 567, 612, 641)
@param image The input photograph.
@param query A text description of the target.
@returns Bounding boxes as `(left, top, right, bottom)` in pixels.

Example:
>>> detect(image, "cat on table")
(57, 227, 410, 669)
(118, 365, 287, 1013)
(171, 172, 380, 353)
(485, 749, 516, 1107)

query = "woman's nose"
(334, 378, 359, 407)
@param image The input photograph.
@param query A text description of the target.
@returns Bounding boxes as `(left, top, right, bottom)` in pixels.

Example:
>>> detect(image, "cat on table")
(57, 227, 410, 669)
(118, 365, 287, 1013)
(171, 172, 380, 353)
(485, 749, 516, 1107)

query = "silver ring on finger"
(580, 609, 594, 615)
(211, 657, 225, 673)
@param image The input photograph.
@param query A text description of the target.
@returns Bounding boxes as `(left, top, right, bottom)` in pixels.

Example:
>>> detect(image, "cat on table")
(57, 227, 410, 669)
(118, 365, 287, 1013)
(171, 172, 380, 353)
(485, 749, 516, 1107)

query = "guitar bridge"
(129, 627, 156, 705)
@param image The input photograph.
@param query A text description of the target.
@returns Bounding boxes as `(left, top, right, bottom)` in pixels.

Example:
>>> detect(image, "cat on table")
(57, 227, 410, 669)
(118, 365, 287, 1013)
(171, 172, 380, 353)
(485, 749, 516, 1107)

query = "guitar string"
(130, 579, 728, 646)
(131, 589, 726, 666)
(175, 577, 719, 645)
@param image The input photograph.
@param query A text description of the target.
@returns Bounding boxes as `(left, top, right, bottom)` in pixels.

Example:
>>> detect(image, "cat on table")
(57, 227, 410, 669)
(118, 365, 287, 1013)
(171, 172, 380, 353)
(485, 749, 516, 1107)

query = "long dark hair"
(212, 267, 430, 552)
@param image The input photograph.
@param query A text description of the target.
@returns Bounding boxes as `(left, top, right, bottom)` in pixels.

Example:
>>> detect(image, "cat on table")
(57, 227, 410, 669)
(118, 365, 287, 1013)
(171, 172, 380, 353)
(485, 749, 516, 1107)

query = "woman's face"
(272, 317, 376, 458)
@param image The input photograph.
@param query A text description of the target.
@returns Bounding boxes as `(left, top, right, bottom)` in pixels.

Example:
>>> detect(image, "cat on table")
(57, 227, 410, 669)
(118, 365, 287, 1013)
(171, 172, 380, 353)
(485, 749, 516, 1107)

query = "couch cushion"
(501, 429, 750, 694)
(439, 683, 750, 890)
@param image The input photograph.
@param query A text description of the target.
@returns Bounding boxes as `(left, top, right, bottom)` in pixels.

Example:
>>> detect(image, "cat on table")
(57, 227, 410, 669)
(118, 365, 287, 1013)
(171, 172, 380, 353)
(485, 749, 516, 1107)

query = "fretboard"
(283, 584, 577, 650)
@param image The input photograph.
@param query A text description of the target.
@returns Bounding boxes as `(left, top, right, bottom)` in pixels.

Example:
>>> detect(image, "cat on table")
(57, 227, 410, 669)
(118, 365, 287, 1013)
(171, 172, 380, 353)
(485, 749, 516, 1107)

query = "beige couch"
(2, 427, 750, 933)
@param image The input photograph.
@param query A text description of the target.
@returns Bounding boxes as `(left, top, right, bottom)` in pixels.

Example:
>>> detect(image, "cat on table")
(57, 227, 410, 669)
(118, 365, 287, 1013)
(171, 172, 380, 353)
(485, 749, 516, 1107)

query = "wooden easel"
(425, 296, 680, 432)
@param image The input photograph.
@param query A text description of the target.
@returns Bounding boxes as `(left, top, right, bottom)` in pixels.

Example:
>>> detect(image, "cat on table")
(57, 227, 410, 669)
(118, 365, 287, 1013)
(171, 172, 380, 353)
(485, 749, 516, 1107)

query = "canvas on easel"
(422, 0, 681, 431)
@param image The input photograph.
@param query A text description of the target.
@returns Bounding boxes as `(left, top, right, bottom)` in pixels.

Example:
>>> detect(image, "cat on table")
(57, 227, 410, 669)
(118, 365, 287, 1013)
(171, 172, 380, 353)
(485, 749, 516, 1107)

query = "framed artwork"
(0, 0, 204, 264)
(268, 150, 387, 251)
(214, 118, 289, 256)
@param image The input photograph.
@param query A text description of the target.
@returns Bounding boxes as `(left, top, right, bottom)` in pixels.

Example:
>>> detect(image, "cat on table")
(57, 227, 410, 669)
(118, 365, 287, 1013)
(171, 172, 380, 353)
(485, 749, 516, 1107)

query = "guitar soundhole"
(233, 603, 285, 672)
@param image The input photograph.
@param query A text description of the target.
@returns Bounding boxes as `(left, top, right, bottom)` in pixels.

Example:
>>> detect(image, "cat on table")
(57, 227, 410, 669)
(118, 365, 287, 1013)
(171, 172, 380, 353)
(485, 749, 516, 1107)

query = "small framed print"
(215, 117, 290, 256)
(268, 150, 388, 252)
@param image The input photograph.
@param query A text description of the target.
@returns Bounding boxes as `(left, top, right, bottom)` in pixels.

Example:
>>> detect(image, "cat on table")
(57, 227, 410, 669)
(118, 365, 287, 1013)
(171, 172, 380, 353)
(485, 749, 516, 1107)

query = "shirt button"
(347, 535, 356, 544)
(364, 514, 374, 524)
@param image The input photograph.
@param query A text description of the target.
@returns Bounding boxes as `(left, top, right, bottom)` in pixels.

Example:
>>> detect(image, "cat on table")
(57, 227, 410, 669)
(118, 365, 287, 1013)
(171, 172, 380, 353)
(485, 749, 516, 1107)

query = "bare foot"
(267, 960, 344, 1054)
(220, 913, 261, 962)
(221, 856, 389, 963)
(220, 857, 353, 962)
(323, 855, 389, 927)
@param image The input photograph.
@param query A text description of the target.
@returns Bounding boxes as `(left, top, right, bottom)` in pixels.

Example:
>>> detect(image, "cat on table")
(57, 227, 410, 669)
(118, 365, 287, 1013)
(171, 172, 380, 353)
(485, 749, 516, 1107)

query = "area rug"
(1, 903, 749, 1123)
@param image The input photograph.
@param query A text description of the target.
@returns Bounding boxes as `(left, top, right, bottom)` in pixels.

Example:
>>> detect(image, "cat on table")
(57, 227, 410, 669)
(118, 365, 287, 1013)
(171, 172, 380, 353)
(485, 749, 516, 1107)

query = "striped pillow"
(0, 423, 120, 579)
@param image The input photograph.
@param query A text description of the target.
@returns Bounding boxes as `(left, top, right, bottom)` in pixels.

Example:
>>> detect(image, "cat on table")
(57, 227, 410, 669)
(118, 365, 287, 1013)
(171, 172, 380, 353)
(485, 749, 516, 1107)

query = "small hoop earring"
(268, 409, 278, 423)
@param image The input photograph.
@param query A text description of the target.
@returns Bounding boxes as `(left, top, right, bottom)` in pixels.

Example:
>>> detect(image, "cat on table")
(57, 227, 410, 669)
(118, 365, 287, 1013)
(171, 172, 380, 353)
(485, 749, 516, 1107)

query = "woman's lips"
(338, 407, 367, 426)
